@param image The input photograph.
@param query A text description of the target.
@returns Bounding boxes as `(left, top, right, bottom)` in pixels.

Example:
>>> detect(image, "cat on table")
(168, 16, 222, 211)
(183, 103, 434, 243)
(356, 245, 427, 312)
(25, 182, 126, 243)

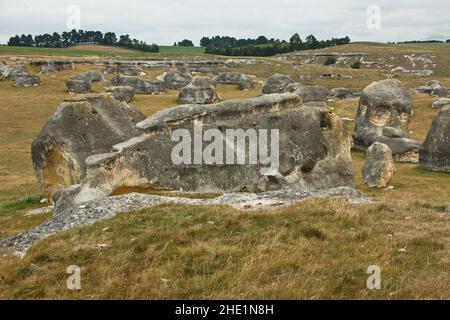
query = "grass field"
(0, 42, 448, 299)
(0, 44, 205, 57)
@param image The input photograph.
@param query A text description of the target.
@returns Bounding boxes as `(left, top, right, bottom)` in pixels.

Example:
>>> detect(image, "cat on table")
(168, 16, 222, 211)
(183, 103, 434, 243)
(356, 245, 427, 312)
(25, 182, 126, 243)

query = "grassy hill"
(0, 44, 205, 57)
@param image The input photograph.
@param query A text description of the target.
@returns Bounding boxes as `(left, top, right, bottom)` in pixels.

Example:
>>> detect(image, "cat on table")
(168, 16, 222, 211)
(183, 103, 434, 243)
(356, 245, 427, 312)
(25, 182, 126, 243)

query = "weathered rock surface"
(262, 74, 295, 94)
(65, 78, 91, 93)
(106, 86, 135, 102)
(162, 67, 192, 89)
(31, 94, 146, 199)
(213, 72, 254, 90)
(178, 76, 220, 104)
(0, 187, 372, 256)
(362, 142, 396, 188)
(432, 98, 450, 109)
(30, 59, 75, 74)
(51, 93, 355, 212)
(0, 64, 41, 87)
(332, 87, 355, 99)
(419, 106, 450, 172)
(293, 85, 332, 107)
(65, 70, 105, 93)
(104, 65, 144, 76)
(353, 79, 421, 162)
(111, 75, 165, 94)
(418, 80, 450, 97)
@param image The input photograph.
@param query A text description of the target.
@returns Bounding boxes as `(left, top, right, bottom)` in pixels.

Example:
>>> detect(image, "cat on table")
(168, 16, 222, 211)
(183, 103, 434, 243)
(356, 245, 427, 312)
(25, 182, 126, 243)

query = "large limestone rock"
(66, 78, 91, 94)
(178, 76, 220, 104)
(30, 59, 75, 74)
(104, 65, 144, 76)
(293, 85, 332, 107)
(417, 80, 450, 97)
(332, 87, 355, 99)
(362, 142, 396, 188)
(353, 79, 421, 162)
(111, 75, 165, 94)
(432, 98, 450, 109)
(419, 106, 450, 172)
(0, 64, 41, 87)
(213, 72, 254, 90)
(31, 94, 146, 199)
(51, 93, 355, 212)
(162, 68, 192, 89)
(262, 74, 295, 94)
(65, 70, 105, 94)
(106, 86, 135, 102)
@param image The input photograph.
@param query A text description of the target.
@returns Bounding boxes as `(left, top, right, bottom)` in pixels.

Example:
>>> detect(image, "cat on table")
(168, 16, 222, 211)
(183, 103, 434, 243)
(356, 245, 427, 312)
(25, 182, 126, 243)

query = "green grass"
(0, 44, 205, 57)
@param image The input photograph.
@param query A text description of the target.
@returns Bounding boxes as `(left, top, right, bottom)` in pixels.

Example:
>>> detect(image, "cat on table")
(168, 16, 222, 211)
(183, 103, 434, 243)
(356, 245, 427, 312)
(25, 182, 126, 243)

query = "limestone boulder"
(362, 142, 396, 188)
(178, 76, 220, 104)
(75, 70, 105, 82)
(111, 75, 165, 94)
(162, 68, 192, 89)
(66, 78, 91, 94)
(51, 93, 355, 212)
(31, 94, 146, 199)
(293, 85, 332, 107)
(104, 65, 144, 76)
(332, 87, 355, 99)
(417, 80, 450, 97)
(262, 74, 295, 94)
(353, 79, 421, 162)
(30, 59, 75, 74)
(419, 106, 450, 172)
(106, 86, 135, 102)
(213, 72, 254, 90)
(0, 64, 41, 87)
(432, 98, 450, 109)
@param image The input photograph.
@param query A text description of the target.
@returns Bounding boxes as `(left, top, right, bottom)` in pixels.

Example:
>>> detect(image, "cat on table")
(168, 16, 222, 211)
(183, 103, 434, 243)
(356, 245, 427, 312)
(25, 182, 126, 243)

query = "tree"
(256, 35, 268, 45)
(289, 33, 303, 51)
(305, 34, 318, 49)
(177, 39, 194, 47)
(103, 32, 117, 45)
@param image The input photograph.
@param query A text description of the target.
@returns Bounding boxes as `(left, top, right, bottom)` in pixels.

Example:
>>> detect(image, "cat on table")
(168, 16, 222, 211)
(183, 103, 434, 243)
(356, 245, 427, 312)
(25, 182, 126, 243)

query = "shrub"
(324, 56, 337, 65)
(350, 61, 361, 69)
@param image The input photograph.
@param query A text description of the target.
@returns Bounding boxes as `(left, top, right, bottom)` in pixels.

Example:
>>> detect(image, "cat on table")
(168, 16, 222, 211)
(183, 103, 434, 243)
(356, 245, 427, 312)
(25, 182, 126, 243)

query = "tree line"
(202, 34, 351, 56)
(7, 30, 159, 52)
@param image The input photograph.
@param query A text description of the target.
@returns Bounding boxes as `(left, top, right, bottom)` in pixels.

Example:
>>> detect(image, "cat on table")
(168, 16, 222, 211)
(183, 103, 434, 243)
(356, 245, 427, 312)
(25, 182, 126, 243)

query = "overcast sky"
(0, 0, 449, 45)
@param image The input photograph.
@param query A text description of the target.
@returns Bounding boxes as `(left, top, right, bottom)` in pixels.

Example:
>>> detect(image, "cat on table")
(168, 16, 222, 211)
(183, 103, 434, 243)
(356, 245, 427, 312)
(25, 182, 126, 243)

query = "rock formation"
(419, 106, 450, 172)
(178, 76, 220, 104)
(104, 65, 144, 76)
(332, 87, 355, 99)
(213, 72, 254, 90)
(432, 98, 450, 109)
(106, 86, 135, 102)
(362, 142, 396, 188)
(353, 79, 421, 162)
(262, 74, 295, 94)
(50, 93, 354, 212)
(162, 67, 192, 89)
(65, 70, 105, 94)
(417, 80, 450, 97)
(292, 85, 332, 107)
(31, 94, 146, 199)
(0, 64, 41, 87)
(30, 59, 75, 74)
(111, 75, 165, 94)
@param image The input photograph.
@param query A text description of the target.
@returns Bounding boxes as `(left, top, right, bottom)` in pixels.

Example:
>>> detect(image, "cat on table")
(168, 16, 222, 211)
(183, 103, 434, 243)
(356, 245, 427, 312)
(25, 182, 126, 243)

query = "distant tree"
(177, 39, 194, 47)
(305, 34, 318, 49)
(103, 32, 117, 45)
(256, 35, 269, 45)
(173, 42, 177, 46)
(289, 33, 303, 51)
